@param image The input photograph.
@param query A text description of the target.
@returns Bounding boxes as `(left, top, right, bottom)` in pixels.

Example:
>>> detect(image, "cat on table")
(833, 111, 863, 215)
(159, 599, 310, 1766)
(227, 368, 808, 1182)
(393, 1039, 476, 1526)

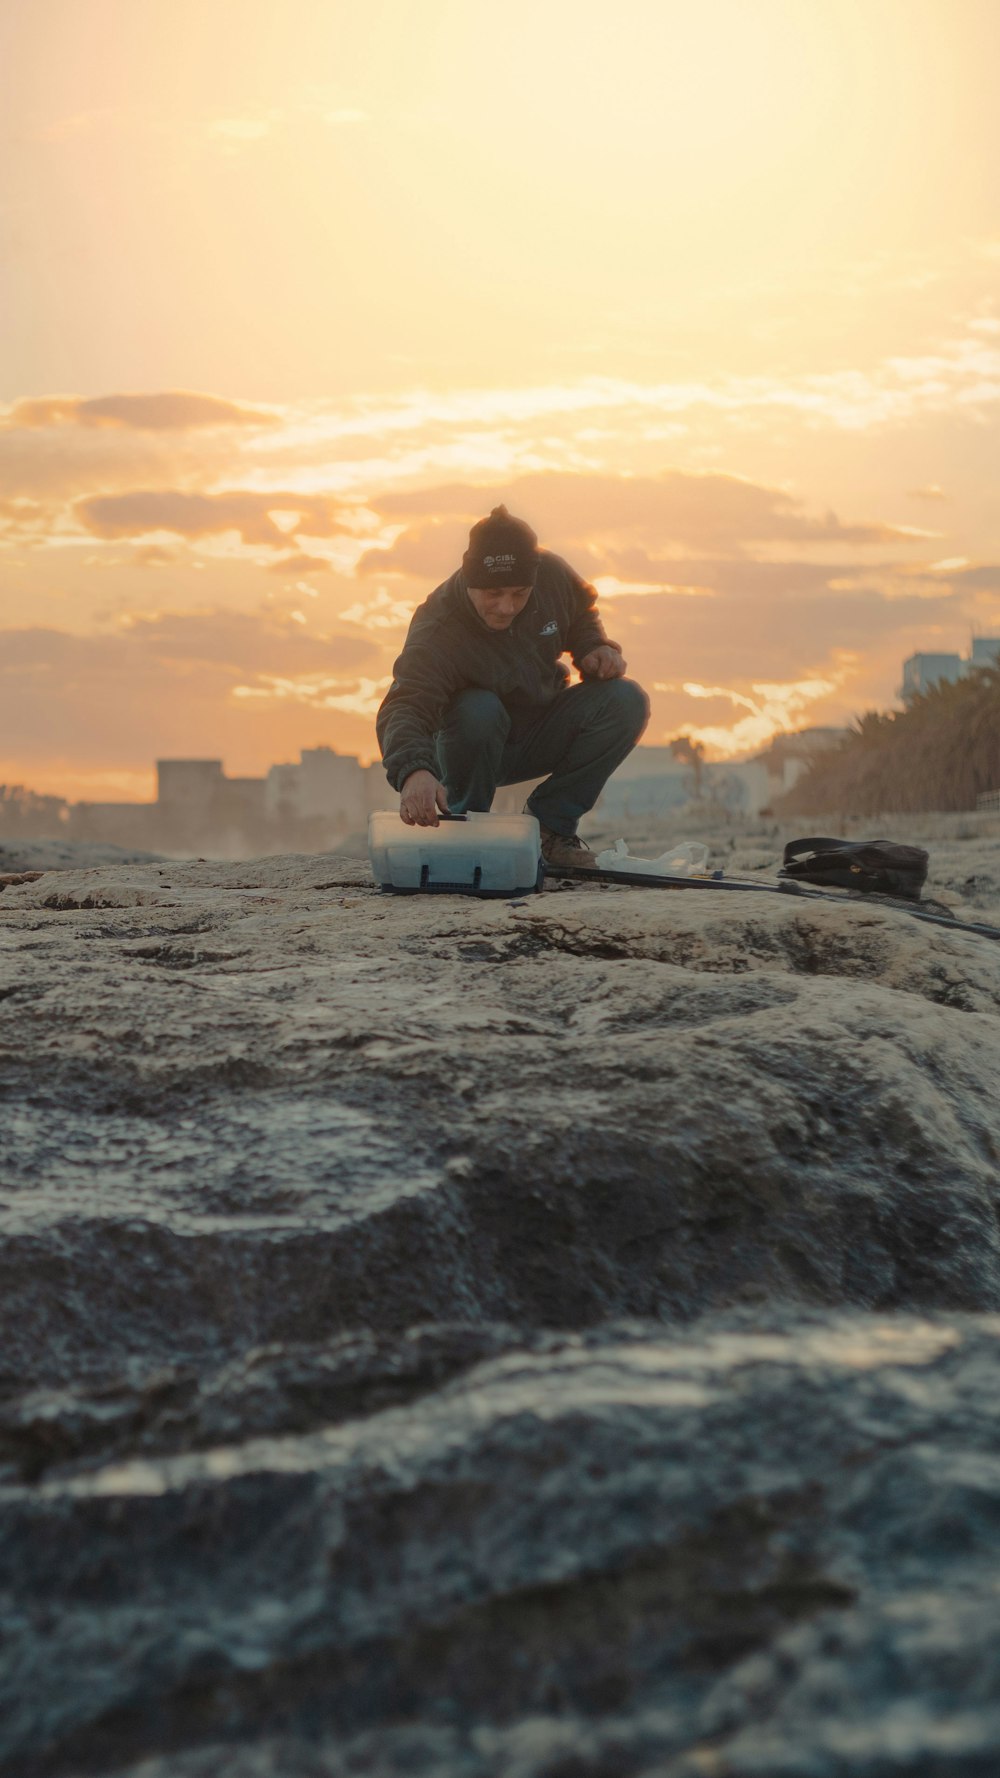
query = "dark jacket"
(376, 553, 618, 791)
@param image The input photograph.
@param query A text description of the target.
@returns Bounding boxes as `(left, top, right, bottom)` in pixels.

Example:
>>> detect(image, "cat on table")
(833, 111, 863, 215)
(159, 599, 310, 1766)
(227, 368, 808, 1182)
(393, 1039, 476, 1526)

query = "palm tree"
(670, 735, 706, 799)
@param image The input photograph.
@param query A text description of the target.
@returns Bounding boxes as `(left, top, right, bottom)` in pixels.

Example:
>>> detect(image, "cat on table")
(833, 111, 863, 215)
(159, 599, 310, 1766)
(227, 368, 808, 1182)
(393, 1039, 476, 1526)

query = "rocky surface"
(2, 813, 1000, 1776)
(0, 838, 165, 874)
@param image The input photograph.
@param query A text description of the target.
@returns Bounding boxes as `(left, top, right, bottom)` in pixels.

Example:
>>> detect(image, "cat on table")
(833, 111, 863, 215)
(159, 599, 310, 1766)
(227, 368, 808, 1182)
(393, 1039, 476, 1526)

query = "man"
(376, 506, 649, 870)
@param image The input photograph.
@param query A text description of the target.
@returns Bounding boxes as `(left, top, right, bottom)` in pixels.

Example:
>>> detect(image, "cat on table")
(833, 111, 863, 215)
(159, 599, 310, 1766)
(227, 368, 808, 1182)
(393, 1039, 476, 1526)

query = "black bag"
(780, 836, 929, 901)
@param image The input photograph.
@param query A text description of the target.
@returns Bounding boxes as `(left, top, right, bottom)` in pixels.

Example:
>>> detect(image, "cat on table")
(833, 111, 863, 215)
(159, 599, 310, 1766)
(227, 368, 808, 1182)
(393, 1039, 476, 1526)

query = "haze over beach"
(3, 0, 1000, 803)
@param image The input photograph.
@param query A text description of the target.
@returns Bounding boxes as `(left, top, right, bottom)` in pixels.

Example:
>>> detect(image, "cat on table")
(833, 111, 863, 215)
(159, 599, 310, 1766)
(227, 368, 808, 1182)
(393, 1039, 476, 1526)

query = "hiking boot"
(538, 826, 598, 872)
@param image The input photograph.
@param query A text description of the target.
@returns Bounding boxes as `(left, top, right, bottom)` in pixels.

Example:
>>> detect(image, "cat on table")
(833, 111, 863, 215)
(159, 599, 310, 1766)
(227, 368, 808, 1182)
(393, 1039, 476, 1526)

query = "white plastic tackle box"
(368, 811, 543, 897)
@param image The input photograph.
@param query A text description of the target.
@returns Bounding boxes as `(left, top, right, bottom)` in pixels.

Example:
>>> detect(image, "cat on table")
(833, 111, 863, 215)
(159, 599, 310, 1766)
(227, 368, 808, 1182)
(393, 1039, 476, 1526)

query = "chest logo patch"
(539, 621, 558, 637)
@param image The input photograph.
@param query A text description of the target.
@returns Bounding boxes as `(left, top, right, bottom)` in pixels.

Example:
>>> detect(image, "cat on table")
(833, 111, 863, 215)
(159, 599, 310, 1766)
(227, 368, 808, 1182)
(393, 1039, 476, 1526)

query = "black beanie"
(462, 505, 539, 586)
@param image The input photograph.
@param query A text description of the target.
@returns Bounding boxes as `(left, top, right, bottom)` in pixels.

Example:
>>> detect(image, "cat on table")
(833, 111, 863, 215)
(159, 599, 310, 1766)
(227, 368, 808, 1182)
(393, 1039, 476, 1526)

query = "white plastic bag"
(595, 837, 710, 877)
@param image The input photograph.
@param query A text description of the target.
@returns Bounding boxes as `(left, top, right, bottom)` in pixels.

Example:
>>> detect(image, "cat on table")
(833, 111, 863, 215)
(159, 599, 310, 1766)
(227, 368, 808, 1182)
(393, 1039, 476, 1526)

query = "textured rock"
(6, 1317, 1000, 1777)
(1, 818, 1000, 1775)
(0, 839, 165, 874)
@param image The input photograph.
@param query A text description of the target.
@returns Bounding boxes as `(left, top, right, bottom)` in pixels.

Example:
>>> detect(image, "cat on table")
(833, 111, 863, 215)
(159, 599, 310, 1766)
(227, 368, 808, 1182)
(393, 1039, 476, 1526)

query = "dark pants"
(435, 678, 650, 836)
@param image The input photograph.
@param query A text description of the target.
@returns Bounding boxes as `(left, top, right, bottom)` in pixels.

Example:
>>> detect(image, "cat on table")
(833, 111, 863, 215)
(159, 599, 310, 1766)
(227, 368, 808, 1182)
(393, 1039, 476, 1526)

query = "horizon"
(3, 0, 1000, 802)
(5, 724, 834, 810)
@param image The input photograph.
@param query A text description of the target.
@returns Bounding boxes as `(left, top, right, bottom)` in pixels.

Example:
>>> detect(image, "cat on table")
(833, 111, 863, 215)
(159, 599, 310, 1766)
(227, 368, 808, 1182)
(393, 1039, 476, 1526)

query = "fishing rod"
(544, 863, 1000, 944)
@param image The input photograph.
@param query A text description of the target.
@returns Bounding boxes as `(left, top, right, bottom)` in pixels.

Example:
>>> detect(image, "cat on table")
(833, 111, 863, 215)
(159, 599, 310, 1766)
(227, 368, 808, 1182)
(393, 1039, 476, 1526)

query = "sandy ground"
(2, 811, 1000, 1775)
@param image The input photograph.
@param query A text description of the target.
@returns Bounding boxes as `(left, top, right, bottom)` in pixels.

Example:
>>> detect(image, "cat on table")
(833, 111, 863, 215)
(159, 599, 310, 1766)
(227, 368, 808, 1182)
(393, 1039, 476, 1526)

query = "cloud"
(264, 552, 332, 575)
(363, 471, 928, 577)
(113, 607, 376, 674)
(133, 545, 175, 567)
(267, 331, 1000, 461)
(232, 675, 390, 717)
(357, 518, 469, 579)
(594, 575, 716, 601)
(205, 103, 366, 150)
(34, 109, 122, 144)
(0, 615, 381, 777)
(604, 552, 877, 596)
(654, 673, 846, 757)
(3, 316, 997, 519)
(934, 562, 1000, 591)
(1, 609, 374, 678)
(208, 112, 282, 148)
(2, 347, 993, 770)
(877, 557, 1000, 596)
(0, 418, 273, 509)
(339, 589, 417, 631)
(347, 471, 978, 758)
(74, 490, 350, 548)
(6, 392, 276, 431)
(563, 571, 969, 734)
(0, 497, 52, 537)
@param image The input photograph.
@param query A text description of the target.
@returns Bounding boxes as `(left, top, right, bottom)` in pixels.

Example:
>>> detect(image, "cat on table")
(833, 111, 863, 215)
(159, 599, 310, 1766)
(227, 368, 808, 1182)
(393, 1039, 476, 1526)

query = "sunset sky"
(3, 0, 1000, 801)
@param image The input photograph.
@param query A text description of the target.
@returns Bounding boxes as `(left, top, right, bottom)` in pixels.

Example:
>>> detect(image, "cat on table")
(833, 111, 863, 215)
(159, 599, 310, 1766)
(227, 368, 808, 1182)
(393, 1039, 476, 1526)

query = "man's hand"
(579, 644, 626, 680)
(400, 769, 450, 827)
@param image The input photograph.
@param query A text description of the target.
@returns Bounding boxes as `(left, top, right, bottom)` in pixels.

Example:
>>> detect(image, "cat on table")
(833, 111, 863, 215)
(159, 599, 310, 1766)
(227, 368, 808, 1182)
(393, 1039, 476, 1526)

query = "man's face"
(467, 583, 533, 630)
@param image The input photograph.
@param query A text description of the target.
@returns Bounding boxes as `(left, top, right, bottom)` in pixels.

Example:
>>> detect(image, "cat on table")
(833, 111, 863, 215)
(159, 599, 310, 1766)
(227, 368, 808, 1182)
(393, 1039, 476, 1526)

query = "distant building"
(592, 727, 848, 821)
(594, 768, 690, 820)
(265, 763, 302, 821)
(725, 728, 848, 816)
(59, 746, 399, 858)
(69, 800, 157, 847)
(901, 640, 1000, 701)
(269, 745, 369, 830)
(365, 761, 400, 815)
(225, 777, 267, 822)
(156, 758, 225, 813)
(154, 758, 268, 851)
(265, 746, 397, 829)
(300, 746, 366, 826)
(608, 744, 690, 782)
(900, 653, 964, 699)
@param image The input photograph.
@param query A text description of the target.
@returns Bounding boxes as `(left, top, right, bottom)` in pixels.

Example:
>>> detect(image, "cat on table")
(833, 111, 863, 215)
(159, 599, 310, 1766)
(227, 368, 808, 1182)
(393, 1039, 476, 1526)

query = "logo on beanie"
(484, 553, 517, 571)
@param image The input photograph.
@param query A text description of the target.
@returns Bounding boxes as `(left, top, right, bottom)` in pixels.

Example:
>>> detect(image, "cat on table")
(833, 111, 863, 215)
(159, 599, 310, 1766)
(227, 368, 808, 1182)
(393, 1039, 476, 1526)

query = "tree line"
(0, 785, 70, 836)
(779, 665, 1000, 815)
